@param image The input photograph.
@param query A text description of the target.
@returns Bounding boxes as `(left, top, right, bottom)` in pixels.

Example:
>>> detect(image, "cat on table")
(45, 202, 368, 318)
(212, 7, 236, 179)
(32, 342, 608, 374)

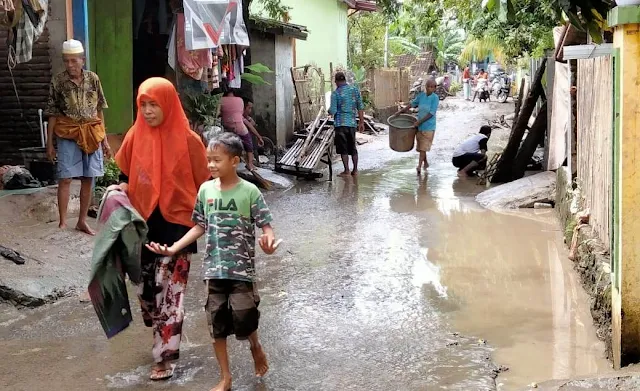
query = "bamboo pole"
(65, 0, 74, 39)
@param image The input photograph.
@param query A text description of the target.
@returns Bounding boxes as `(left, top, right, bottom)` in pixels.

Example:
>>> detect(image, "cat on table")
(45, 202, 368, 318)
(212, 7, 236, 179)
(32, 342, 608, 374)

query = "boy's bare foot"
(251, 345, 269, 377)
(75, 221, 96, 236)
(457, 170, 469, 178)
(338, 171, 350, 177)
(59, 222, 67, 229)
(210, 377, 232, 391)
(416, 166, 421, 175)
(351, 170, 358, 176)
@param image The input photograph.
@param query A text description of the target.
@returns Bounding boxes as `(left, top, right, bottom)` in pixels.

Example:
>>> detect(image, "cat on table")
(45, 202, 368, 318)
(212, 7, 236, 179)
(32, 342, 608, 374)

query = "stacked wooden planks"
(278, 126, 335, 170)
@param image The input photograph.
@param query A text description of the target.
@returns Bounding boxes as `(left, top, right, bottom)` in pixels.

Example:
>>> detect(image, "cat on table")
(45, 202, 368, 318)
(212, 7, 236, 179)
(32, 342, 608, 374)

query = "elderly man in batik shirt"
(45, 39, 111, 235)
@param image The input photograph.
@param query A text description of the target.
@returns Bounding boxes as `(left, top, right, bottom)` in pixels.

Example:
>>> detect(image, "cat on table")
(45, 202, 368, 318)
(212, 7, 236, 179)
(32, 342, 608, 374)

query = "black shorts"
(205, 279, 260, 340)
(452, 153, 486, 170)
(334, 126, 357, 156)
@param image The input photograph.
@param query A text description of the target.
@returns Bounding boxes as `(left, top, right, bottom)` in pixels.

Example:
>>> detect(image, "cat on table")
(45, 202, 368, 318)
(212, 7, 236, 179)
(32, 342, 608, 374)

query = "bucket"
(387, 114, 417, 152)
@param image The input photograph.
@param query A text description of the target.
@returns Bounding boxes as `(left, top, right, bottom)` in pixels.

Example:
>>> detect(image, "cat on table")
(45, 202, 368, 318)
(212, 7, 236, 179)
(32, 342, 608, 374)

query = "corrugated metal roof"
(249, 17, 308, 40)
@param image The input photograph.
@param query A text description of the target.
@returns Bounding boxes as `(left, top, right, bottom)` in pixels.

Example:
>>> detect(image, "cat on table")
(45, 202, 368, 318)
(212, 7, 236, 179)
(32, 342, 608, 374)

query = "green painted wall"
(89, 0, 133, 134)
(252, 0, 349, 77)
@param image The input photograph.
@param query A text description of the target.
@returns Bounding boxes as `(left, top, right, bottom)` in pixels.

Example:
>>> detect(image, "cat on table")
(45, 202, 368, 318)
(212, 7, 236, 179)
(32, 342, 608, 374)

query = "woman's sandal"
(150, 366, 174, 381)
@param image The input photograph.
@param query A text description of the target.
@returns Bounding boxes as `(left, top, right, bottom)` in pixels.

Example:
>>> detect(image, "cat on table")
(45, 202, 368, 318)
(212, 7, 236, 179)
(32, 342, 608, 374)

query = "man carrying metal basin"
(392, 79, 439, 175)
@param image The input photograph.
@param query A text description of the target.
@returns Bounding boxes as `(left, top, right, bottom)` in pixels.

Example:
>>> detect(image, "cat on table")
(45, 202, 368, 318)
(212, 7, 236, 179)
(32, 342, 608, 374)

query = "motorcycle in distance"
(409, 75, 449, 101)
(472, 78, 490, 102)
(435, 75, 450, 101)
(491, 72, 511, 103)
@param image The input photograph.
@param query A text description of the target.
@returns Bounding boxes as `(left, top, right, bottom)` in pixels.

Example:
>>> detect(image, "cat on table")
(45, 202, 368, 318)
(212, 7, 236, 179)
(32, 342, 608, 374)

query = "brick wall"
(0, 29, 53, 165)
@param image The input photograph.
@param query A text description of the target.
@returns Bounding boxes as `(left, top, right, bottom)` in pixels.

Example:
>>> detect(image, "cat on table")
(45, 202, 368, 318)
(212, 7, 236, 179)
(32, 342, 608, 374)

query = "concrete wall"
(48, 0, 68, 75)
(249, 30, 296, 147)
(250, 31, 278, 144)
(275, 35, 295, 146)
(252, 0, 349, 77)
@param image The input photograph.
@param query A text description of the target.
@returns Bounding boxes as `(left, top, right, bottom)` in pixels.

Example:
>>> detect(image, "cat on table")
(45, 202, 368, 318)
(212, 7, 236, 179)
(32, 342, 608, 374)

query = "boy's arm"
(146, 225, 205, 255)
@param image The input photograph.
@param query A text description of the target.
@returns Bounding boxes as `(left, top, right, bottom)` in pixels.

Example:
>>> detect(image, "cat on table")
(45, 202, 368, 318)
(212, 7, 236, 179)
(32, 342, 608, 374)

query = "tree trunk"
(511, 102, 548, 180)
(492, 58, 547, 183)
(513, 77, 526, 127)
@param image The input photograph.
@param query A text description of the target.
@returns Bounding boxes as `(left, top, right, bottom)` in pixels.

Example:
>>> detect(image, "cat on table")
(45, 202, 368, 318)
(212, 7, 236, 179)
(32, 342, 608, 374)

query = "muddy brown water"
(0, 100, 611, 390)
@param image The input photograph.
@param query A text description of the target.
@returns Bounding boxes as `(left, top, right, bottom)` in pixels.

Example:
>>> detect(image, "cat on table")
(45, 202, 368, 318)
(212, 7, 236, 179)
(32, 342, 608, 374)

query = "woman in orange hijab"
(113, 77, 210, 380)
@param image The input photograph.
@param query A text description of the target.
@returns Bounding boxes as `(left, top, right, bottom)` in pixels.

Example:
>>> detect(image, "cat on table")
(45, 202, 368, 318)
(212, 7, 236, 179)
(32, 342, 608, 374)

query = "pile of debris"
(0, 165, 42, 190)
(276, 109, 387, 179)
(277, 109, 335, 179)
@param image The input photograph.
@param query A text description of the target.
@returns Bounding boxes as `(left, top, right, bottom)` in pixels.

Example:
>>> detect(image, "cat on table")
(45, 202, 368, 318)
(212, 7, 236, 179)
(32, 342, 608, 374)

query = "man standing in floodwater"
(45, 39, 111, 235)
(328, 72, 365, 176)
(395, 78, 439, 175)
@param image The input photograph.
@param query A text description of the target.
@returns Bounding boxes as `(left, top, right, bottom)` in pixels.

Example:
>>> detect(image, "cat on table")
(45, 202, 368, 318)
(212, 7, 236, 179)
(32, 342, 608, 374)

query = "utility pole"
(384, 23, 389, 68)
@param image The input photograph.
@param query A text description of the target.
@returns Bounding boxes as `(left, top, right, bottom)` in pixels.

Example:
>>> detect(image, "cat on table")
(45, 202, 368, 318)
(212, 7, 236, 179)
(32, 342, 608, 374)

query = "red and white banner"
(184, 0, 250, 50)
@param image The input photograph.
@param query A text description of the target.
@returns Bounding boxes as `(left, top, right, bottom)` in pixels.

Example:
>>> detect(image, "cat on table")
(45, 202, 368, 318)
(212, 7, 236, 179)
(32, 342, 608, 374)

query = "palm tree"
(415, 27, 465, 70)
(459, 35, 506, 67)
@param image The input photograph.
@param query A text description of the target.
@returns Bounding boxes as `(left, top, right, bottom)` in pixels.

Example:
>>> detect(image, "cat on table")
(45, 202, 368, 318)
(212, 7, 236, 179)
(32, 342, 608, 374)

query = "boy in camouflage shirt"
(146, 133, 278, 391)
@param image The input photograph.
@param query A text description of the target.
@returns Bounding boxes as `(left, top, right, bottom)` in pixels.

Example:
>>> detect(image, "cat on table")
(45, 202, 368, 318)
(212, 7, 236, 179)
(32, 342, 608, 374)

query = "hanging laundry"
(175, 13, 212, 80)
(229, 59, 242, 88)
(1, 0, 15, 12)
(14, 0, 48, 64)
(1, 0, 18, 29)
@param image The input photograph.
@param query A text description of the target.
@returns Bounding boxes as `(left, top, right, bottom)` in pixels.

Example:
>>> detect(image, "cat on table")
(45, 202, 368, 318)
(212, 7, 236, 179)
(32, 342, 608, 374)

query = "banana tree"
(482, 0, 613, 43)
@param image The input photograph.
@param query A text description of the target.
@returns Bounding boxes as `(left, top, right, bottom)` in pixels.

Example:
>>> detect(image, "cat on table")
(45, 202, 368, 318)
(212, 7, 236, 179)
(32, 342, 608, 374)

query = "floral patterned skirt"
(138, 252, 191, 363)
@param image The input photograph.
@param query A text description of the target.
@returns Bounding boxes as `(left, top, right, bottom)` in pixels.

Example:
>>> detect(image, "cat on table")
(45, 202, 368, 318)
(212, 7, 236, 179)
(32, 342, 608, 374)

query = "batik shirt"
(45, 70, 108, 121)
(192, 179, 273, 282)
(328, 84, 365, 128)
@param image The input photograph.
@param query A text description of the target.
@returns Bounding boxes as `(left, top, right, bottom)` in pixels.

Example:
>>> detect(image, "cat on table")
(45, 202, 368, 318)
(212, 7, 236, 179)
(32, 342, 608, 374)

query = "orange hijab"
(115, 77, 210, 227)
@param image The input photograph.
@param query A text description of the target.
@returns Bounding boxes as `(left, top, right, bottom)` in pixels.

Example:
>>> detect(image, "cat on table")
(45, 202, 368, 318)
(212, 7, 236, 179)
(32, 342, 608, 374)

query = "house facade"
(252, 0, 376, 79)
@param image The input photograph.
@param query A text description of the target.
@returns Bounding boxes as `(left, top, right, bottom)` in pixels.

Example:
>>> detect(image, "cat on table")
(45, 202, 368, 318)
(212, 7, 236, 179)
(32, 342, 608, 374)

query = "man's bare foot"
(416, 166, 421, 175)
(351, 170, 358, 176)
(210, 377, 232, 391)
(457, 170, 469, 178)
(59, 222, 67, 229)
(75, 221, 96, 236)
(251, 345, 269, 377)
(338, 171, 350, 177)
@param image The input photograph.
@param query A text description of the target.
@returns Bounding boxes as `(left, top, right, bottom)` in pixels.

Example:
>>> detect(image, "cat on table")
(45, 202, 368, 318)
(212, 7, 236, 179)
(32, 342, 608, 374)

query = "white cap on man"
(62, 39, 84, 55)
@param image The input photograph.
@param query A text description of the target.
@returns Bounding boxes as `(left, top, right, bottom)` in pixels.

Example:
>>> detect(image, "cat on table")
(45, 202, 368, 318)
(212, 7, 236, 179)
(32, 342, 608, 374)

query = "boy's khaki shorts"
(416, 131, 435, 152)
(205, 279, 260, 340)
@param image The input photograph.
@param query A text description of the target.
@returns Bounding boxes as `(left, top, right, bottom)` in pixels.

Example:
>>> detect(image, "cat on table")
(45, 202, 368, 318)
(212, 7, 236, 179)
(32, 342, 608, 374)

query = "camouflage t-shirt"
(192, 179, 273, 282)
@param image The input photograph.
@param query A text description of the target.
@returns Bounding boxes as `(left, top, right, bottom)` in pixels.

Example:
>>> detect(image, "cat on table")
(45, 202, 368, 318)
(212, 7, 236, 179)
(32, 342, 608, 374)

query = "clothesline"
(168, 13, 247, 92)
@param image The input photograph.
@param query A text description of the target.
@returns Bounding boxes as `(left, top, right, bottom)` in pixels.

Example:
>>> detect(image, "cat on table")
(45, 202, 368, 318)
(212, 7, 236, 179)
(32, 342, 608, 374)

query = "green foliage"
(353, 66, 368, 87)
(241, 62, 274, 85)
(418, 24, 465, 69)
(254, 0, 290, 21)
(96, 159, 120, 188)
(349, 1, 464, 71)
(348, 12, 389, 70)
(183, 93, 221, 127)
(556, 0, 612, 43)
(449, 81, 462, 95)
(451, 0, 559, 63)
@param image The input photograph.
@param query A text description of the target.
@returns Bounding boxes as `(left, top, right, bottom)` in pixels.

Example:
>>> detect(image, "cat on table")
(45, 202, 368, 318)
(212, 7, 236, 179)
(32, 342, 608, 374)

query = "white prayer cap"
(62, 39, 84, 55)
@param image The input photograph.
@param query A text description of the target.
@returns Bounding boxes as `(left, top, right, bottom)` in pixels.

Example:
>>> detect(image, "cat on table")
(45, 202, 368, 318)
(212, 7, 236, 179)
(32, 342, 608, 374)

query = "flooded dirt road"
(0, 99, 611, 390)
